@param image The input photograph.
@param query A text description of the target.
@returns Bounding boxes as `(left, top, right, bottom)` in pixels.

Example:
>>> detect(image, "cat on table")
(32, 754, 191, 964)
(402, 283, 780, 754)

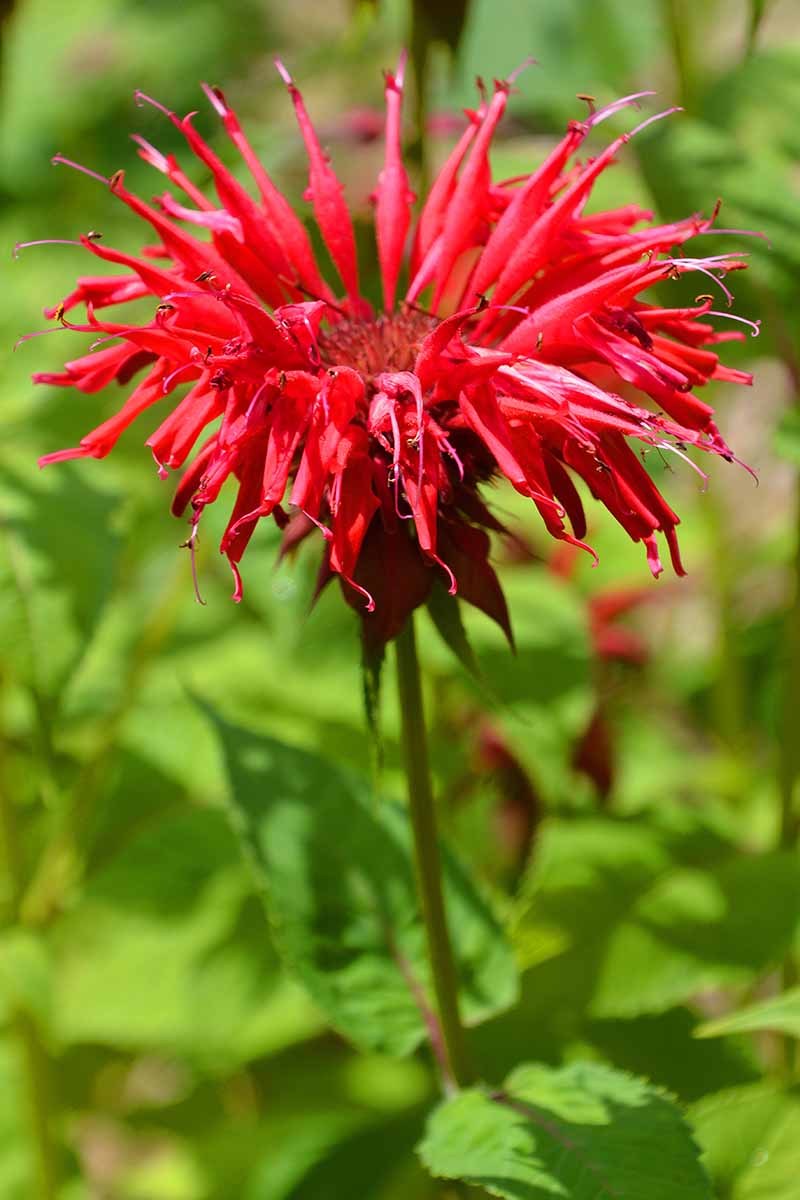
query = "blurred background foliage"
(2, 0, 800, 1196)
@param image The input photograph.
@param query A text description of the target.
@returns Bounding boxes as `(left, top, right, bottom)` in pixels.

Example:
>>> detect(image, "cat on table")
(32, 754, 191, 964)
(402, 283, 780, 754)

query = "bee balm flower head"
(23, 56, 757, 648)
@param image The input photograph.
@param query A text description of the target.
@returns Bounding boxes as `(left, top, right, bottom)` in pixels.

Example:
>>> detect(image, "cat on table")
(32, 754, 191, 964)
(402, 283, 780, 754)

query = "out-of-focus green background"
(2, 1, 800, 1197)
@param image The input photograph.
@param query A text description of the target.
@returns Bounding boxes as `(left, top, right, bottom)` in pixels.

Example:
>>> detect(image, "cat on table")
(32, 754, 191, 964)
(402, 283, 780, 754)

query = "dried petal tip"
(274, 58, 293, 87)
(201, 82, 229, 116)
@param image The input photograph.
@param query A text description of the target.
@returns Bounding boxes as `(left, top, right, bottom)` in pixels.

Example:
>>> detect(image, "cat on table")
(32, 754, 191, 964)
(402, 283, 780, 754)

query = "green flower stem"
(13, 1011, 59, 1200)
(779, 478, 800, 849)
(661, 0, 696, 110)
(395, 616, 473, 1091)
(779, 470, 800, 1076)
(0, 731, 60, 1200)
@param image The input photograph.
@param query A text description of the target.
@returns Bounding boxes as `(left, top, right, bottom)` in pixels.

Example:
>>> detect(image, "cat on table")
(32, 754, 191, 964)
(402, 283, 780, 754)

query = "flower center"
(317, 308, 436, 379)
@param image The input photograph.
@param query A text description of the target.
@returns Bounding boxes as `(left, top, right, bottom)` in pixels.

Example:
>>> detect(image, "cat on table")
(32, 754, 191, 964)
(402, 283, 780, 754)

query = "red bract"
(24, 58, 759, 648)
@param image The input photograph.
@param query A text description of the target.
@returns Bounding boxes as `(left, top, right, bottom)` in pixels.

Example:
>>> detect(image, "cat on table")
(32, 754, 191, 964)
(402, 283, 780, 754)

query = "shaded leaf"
(516, 816, 800, 1020)
(206, 706, 518, 1056)
(418, 1061, 711, 1199)
(587, 1006, 760, 1103)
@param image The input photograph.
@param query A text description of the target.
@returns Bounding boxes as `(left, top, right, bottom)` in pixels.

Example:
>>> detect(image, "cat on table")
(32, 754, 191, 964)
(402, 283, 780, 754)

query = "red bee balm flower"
(25, 58, 758, 648)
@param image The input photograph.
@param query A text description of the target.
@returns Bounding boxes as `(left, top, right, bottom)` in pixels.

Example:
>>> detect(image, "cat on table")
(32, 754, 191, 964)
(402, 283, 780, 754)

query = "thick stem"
(395, 617, 473, 1090)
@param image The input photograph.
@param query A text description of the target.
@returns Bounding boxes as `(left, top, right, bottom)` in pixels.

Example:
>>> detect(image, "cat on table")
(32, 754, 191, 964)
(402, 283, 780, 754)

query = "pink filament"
(51, 155, 110, 186)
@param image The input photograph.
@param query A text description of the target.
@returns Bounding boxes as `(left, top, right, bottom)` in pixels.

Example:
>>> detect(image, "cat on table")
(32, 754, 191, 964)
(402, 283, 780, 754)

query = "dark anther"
(210, 368, 233, 390)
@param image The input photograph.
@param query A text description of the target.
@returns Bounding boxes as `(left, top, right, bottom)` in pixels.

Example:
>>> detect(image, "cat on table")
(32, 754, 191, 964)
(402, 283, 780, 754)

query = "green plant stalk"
(661, 0, 695, 110)
(708, 496, 748, 748)
(14, 1011, 59, 1200)
(395, 616, 473, 1090)
(779, 470, 800, 1076)
(0, 741, 60, 1200)
(779, 477, 800, 849)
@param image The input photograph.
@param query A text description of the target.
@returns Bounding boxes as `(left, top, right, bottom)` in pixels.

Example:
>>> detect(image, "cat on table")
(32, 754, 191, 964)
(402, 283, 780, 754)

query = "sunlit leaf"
(696, 987, 800, 1041)
(690, 1083, 800, 1200)
(419, 1061, 711, 1199)
(54, 805, 322, 1065)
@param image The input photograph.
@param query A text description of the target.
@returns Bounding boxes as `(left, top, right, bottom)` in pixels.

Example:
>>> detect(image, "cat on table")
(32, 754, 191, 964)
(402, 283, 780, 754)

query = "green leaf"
(515, 816, 800, 1020)
(418, 566, 592, 807)
(273, 1108, 429, 1200)
(696, 987, 800, 1041)
(426, 584, 480, 678)
(690, 1083, 800, 1200)
(418, 1061, 711, 1199)
(586, 1007, 759, 1103)
(205, 706, 518, 1056)
(53, 805, 322, 1065)
(0, 464, 123, 696)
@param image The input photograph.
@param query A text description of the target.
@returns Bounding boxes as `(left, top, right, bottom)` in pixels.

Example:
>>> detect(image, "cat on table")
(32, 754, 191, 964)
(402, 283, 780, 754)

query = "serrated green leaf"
(205, 706, 518, 1057)
(690, 1083, 800, 1200)
(418, 1061, 711, 1199)
(696, 986, 800, 1041)
(426, 584, 480, 678)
